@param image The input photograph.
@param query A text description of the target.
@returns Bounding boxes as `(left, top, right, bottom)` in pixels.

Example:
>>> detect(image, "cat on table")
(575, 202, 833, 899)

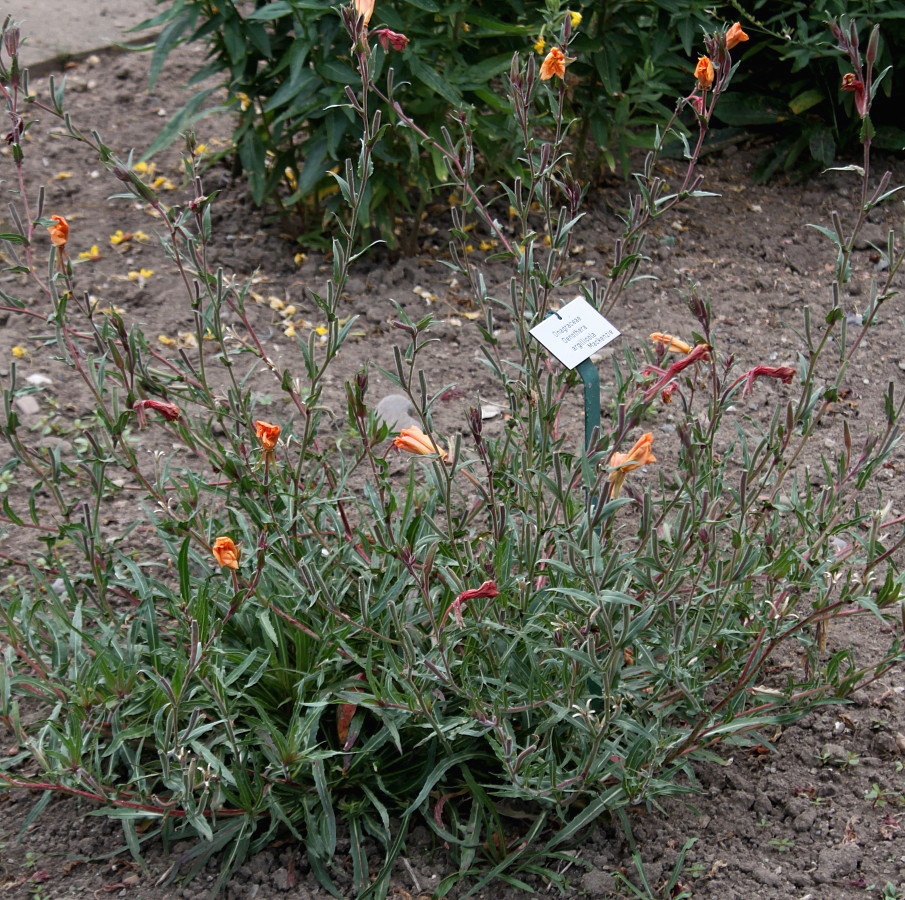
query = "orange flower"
(355, 0, 375, 25)
(212, 536, 240, 570)
(255, 420, 280, 452)
(694, 56, 714, 89)
(539, 47, 574, 81)
(393, 426, 447, 460)
(47, 215, 69, 252)
(650, 332, 693, 355)
(608, 433, 656, 498)
(725, 22, 749, 50)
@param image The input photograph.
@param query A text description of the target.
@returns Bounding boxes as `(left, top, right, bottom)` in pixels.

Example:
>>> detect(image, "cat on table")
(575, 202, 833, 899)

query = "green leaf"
(788, 89, 823, 115)
(142, 88, 225, 159)
(148, 13, 194, 89)
(407, 55, 463, 106)
(403, 749, 480, 816)
(246, 1, 294, 20)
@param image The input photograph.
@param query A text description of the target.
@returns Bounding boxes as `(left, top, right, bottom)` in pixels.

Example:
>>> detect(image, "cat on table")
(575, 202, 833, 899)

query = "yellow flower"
(269, 297, 285, 311)
(152, 176, 178, 191)
(237, 93, 252, 111)
(195, 143, 208, 155)
(534, 36, 545, 55)
(293, 252, 307, 266)
(11, 346, 26, 358)
(158, 335, 176, 346)
(110, 230, 128, 245)
(314, 325, 328, 336)
(78, 245, 102, 261)
(569, 10, 581, 27)
(53, 171, 73, 180)
(283, 325, 296, 337)
(127, 268, 155, 281)
(132, 161, 156, 176)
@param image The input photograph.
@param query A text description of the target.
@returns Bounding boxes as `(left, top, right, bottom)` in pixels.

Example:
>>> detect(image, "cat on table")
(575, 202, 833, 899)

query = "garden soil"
(2, 40, 905, 900)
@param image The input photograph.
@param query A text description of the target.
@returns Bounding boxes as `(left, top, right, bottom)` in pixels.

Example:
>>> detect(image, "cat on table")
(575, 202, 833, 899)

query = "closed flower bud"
(211, 536, 240, 570)
(725, 22, 749, 50)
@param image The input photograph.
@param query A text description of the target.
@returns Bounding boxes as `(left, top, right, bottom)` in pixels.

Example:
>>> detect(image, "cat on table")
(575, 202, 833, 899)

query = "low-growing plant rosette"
(0, 13, 904, 899)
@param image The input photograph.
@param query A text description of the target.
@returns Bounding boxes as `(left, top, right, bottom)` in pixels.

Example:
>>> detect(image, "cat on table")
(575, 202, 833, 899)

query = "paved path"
(1, 0, 160, 73)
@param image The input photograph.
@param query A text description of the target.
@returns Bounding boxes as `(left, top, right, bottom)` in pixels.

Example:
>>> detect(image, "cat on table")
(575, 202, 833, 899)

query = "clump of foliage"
(138, 0, 905, 248)
(137, 0, 721, 247)
(718, 0, 905, 179)
(2, 11, 905, 897)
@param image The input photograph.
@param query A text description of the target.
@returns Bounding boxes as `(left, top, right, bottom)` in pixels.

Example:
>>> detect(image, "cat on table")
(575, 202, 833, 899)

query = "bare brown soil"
(1, 41, 905, 900)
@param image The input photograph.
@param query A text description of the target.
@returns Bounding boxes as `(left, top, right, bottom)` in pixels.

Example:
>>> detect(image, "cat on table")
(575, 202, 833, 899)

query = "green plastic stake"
(575, 357, 600, 452)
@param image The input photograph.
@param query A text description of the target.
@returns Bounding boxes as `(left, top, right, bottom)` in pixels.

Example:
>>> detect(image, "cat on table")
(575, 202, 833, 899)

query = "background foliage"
(139, 0, 904, 247)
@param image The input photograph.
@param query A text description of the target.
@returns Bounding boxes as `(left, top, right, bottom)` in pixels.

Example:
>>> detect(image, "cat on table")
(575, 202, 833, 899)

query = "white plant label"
(529, 297, 620, 369)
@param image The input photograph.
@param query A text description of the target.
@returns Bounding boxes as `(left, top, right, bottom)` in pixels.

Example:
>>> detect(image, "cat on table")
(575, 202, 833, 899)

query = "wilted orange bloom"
(694, 56, 714, 89)
(355, 0, 375, 25)
(609, 433, 656, 498)
(393, 426, 447, 460)
(725, 22, 749, 50)
(47, 215, 69, 252)
(212, 536, 240, 570)
(255, 420, 280, 452)
(539, 47, 574, 81)
(650, 332, 693, 354)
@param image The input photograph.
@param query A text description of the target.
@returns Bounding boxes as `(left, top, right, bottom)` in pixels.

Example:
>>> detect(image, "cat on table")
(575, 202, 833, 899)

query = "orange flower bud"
(694, 56, 714, 89)
(539, 47, 574, 81)
(255, 420, 280, 452)
(355, 0, 375, 25)
(725, 22, 749, 50)
(393, 426, 447, 459)
(47, 215, 69, 251)
(212, 536, 240, 570)
(608, 433, 656, 498)
(650, 332, 693, 354)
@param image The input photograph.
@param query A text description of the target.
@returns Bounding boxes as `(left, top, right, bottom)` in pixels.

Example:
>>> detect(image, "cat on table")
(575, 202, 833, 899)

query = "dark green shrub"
(716, 1, 905, 179)
(138, 0, 721, 247)
(137, 0, 904, 248)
